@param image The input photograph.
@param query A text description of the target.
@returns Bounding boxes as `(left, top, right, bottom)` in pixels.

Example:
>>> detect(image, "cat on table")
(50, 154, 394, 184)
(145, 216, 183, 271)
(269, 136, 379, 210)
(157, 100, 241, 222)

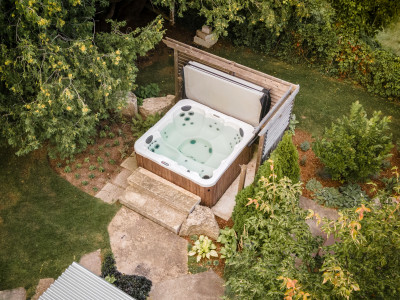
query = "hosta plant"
(188, 235, 218, 262)
(217, 227, 237, 260)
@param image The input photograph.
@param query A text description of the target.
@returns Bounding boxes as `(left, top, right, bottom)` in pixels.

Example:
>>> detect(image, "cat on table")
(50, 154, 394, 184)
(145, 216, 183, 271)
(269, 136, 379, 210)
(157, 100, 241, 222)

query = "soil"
(49, 120, 135, 196)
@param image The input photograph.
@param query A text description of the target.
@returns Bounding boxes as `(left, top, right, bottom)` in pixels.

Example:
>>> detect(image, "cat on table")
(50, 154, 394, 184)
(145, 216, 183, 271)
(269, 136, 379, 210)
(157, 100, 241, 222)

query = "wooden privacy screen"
(162, 38, 299, 173)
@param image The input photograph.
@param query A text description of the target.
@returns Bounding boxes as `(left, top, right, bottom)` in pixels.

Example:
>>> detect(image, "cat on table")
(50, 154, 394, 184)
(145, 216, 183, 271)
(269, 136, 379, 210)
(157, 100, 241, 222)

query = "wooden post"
(169, 1, 175, 26)
(174, 49, 179, 102)
(255, 134, 265, 174)
(237, 164, 247, 193)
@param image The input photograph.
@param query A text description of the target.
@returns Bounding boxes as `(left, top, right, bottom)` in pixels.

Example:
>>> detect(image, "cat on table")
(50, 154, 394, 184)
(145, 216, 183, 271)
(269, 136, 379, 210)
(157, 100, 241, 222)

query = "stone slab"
(139, 95, 175, 119)
(202, 25, 212, 34)
(0, 287, 26, 300)
(212, 151, 257, 220)
(299, 196, 339, 247)
(193, 36, 217, 48)
(111, 168, 132, 189)
(95, 182, 124, 204)
(128, 167, 200, 214)
(32, 278, 54, 300)
(79, 249, 102, 276)
(122, 185, 188, 234)
(121, 91, 138, 118)
(196, 30, 217, 42)
(120, 156, 138, 172)
(179, 205, 220, 240)
(150, 270, 224, 300)
(108, 207, 188, 283)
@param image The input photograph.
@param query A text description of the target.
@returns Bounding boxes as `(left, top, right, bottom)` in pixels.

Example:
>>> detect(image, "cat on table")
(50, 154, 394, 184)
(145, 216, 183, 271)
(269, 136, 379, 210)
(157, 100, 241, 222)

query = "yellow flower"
(26, 104, 31, 109)
(82, 107, 89, 113)
(68, 73, 72, 79)
(115, 50, 121, 55)
(37, 18, 48, 26)
(105, 93, 109, 97)
(66, 106, 72, 111)
(80, 45, 86, 53)
(5, 60, 12, 65)
(97, 57, 100, 61)
(114, 61, 119, 65)
(48, 100, 52, 105)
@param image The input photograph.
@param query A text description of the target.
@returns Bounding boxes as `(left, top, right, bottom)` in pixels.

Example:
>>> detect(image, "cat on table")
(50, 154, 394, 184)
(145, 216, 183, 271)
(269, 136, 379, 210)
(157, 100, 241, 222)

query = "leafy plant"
(89, 165, 96, 171)
(300, 155, 307, 166)
(105, 275, 116, 284)
(131, 113, 163, 138)
(97, 157, 104, 164)
(217, 227, 237, 260)
(313, 101, 393, 182)
(105, 152, 111, 157)
(75, 173, 81, 179)
(113, 140, 120, 147)
(99, 131, 107, 138)
(89, 173, 95, 179)
(84, 157, 90, 163)
(101, 253, 152, 300)
(188, 235, 218, 262)
(56, 162, 62, 168)
(92, 187, 98, 192)
(109, 159, 116, 165)
(81, 181, 89, 186)
(98, 146, 104, 151)
(64, 166, 71, 173)
(89, 149, 95, 155)
(105, 143, 111, 148)
(135, 83, 161, 106)
(108, 132, 116, 139)
(300, 141, 310, 152)
(98, 166, 105, 173)
(288, 114, 299, 135)
(75, 163, 82, 169)
(272, 132, 300, 183)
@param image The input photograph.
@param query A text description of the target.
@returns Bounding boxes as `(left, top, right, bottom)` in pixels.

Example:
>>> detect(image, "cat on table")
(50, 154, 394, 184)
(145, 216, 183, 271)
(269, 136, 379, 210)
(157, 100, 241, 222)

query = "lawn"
(0, 146, 119, 296)
(137, 39, 400, 142)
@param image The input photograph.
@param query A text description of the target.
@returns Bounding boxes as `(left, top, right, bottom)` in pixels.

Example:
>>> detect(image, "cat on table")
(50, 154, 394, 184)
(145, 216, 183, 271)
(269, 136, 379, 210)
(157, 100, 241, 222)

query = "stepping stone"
(95, 182, 124, 204)
(120, 156, 138, 172)
(79, 249, 101, 276)
(111, 168, 131, 189)
(0, 287, 26, 300)
(122, 168, 200, 233)
(150, 270, 224, 300)
(32, 278, 54, 300)
(108, 207, 188, 283)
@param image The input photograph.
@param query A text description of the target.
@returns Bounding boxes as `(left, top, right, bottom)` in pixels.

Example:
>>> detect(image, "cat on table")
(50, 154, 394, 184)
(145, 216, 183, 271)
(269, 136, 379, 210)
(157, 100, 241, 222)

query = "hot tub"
(135, 61, 270, 207)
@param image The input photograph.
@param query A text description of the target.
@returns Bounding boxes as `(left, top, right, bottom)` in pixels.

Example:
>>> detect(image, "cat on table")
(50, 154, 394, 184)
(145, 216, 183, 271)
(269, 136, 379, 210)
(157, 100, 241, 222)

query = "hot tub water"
(147, 105, 244, 179)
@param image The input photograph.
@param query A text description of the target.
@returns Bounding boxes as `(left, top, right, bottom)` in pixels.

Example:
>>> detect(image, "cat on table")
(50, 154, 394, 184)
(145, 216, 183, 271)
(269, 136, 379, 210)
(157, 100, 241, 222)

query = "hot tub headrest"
(183, 61, 271, 127)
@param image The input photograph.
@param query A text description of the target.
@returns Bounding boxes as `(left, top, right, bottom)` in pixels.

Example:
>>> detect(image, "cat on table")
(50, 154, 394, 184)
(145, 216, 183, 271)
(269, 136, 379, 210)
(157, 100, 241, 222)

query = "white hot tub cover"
(183, 61, 270, 127)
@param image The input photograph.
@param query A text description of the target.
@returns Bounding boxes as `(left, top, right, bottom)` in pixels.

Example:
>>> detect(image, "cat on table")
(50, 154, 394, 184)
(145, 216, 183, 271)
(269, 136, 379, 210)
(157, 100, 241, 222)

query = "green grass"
(376, 20, 400, 56)
(137, 41, 400, 142)
(0, 147, 119, 296)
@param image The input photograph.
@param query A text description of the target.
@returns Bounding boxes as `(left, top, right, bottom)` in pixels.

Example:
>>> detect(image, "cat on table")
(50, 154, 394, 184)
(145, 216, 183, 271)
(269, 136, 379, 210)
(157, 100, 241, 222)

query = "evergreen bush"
(313, 101, 393, 182)
(272, 131, 300, 183)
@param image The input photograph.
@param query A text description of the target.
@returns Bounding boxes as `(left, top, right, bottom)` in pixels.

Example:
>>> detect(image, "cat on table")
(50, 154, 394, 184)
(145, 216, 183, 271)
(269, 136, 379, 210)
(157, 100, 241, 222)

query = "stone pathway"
(299, 196, 339, 246)
(149, 270, 224, 300)
(78, 249, 102, 276)
(32, 278, 54, 300)
(108, 207, 188, 284)
(0, 288, 26, 300)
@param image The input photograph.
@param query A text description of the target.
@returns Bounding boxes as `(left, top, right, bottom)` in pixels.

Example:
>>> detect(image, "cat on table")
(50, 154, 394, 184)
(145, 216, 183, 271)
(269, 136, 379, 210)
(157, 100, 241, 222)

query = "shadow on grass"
(0, 146, 119, 296)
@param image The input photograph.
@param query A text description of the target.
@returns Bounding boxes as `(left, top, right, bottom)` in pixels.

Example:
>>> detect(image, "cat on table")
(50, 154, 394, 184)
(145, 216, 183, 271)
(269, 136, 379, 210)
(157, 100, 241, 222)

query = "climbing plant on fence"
(0, 0, 164, 158)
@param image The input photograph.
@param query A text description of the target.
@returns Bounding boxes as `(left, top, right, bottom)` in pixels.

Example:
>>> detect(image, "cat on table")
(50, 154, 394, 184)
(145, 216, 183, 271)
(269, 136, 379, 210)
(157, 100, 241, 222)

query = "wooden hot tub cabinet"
(136, 145, 253, 207)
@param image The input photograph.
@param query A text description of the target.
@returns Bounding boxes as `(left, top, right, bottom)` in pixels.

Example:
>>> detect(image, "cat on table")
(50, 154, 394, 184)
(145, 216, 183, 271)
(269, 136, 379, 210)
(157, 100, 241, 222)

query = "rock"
(121, 92, 138, 118)
(202, 25, 212, 34)
(0, 287, 26, 300)
(79, 249, 102, 276)
(179, 205, 220, 240)
(32, 278, 54, 300)
(196, 30, 217, 42)
(139, 95, 175, 119)
(193, 36, 218, 49)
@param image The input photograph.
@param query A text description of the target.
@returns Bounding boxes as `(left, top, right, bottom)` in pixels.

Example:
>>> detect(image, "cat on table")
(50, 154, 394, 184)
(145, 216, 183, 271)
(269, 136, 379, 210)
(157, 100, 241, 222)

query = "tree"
(0, 0, 164, 158)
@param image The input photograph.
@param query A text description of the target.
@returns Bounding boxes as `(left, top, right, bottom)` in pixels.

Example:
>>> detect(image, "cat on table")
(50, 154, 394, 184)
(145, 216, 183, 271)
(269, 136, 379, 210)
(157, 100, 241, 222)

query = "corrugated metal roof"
(39, 262, 135, 300)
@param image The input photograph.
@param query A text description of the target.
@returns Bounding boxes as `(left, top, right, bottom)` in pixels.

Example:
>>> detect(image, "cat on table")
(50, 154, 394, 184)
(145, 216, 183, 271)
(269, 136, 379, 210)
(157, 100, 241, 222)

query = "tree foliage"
(0, 0, 164, 158)
(313, 101, 392, 182)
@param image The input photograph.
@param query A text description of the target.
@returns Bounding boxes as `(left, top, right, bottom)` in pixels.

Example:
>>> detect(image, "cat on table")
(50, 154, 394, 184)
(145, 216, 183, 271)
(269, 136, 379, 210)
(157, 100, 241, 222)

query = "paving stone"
(196, 30, 217, 41)
(79, 249, 102, 276)
(127, 168, 200, 214)
(202, 25, 212, 34)
(108, 207, 188, 283)
(95, 182, 124, 204)
(122, 185, 188, 234)
(32, 278, 54, 300)
(212, 151, 257, 220)
(139, 95, 175, 119)
(150, 270, 224, 300)
(0, 287, 26, 300)
(111, 168, 132, 189)
(120, 156, 138, 172)
(193, 36, 218, 48)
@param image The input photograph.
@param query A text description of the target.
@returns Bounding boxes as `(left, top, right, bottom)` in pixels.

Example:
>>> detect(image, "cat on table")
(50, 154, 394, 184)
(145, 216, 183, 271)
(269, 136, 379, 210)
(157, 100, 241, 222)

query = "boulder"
(0, 287, 26, 300)
(32, 278, 54, 300)
(139, 95, 175, 119)
(179, 205, 220, 240)
(121, 91, 138, 118)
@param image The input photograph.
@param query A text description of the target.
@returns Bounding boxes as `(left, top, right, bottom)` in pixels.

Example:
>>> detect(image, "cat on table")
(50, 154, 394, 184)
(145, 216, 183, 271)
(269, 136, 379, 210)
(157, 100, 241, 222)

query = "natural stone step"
(121, 185, 188, 234)
(127, 167, 200, 214)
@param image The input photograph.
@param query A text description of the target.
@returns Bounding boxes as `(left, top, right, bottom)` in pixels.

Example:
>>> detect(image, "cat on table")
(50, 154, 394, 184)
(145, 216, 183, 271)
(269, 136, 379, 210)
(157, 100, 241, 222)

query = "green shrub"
(131, 113, 163, 139)
(300, 155, 307, 166)
(64, 166, 71, 173)
(272, 131, 300, 183)
(232, 185, 259, 236)
(313, 101, 393, 182)
(101, 253, 152, 300)
(217, 227, 237, 260)
(300, 141, 310, 152)
(135, 83, 161, 106)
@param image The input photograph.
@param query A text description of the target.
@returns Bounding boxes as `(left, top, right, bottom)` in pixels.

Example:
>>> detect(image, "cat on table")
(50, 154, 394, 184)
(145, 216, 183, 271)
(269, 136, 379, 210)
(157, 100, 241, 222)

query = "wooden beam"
(174, 49, 179, 101)
(255, 134, 265, 174)
(237, 164, 247, 193)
